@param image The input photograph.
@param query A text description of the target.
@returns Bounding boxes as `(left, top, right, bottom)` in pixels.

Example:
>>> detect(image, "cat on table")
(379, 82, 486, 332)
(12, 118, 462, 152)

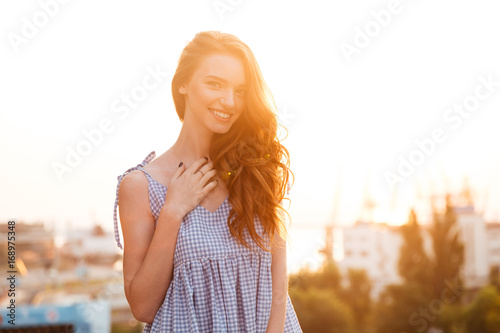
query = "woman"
(113, 31, 302, 332)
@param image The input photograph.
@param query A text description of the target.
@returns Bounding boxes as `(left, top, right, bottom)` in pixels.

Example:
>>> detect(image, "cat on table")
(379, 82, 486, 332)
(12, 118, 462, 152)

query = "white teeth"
(210, 109, 230, 119)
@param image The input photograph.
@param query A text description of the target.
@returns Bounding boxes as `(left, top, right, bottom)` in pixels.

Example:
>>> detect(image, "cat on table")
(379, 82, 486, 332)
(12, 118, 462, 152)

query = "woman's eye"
(208, 82, 221, 88)
(235, 89, 246, 96)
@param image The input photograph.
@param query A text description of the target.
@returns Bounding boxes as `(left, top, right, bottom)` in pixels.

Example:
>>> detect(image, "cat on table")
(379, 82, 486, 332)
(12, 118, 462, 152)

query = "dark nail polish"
(179, 162, 183, 167)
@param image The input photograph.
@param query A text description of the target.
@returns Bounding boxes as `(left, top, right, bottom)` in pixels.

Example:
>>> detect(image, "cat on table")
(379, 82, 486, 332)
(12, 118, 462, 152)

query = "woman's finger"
(171, 161, 185, 182)
(198, 161, 214, 175)
(188, 157, 209, 175)
(200, 169, 218, 186)
(203, 179, 218, 195)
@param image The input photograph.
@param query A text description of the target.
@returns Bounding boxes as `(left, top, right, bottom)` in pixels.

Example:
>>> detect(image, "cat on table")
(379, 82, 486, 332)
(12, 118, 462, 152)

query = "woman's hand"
(162, 157, 219, 220)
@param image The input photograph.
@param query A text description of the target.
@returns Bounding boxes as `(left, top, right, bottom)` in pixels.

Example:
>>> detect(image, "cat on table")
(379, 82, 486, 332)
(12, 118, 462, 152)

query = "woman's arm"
(119, 157, 218, 323)
(266, 232, 288, 333)
(119, 170, 184, 323)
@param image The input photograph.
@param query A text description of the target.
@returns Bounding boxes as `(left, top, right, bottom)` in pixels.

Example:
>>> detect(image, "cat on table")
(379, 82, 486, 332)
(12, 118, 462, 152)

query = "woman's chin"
(208, 120, 237, 134)
(210, 126, 232, 135)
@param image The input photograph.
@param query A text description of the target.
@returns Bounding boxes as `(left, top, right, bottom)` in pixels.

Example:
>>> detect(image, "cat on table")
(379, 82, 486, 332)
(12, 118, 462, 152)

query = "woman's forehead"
(194, 54, 246, 85)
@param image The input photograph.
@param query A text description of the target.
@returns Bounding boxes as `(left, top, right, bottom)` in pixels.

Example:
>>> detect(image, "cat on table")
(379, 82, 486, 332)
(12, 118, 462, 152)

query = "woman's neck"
(171, 120, 213, 164)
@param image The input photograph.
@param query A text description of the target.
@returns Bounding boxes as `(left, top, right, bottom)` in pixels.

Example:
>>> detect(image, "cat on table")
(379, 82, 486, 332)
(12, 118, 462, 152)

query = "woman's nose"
(220, 90, 235, 108)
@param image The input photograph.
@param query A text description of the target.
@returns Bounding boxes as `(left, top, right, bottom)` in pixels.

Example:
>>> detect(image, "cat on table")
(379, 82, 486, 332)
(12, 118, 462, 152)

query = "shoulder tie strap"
(113, 151, 156, 250)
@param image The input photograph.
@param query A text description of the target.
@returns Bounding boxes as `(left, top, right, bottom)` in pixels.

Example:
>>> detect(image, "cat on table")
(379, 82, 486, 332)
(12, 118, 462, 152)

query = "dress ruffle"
(145, 252, 273, 332)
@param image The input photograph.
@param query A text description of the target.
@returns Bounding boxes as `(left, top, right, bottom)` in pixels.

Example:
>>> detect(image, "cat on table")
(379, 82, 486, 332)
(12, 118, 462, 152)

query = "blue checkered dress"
(113, 152, 302, 332)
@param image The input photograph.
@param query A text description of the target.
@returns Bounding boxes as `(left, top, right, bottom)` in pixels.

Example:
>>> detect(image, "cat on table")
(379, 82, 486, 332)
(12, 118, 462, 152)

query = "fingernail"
(179, 162, 183, 167)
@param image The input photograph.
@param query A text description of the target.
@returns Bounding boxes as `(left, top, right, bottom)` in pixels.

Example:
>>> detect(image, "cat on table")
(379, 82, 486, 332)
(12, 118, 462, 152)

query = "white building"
(485, 223, 500, 269)
(338, 221, 402, 297)
(454, 204, 489, 288)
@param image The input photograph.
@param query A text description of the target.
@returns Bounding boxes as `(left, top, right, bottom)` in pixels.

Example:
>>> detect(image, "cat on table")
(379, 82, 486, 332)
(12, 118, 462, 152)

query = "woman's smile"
(209, 107, 233, 121)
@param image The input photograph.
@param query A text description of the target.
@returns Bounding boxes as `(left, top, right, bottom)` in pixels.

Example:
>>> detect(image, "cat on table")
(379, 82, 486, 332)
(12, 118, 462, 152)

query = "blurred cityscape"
(334, 191, 499, 299)
(0, 223, 139, 332)
(1, 182, 499, 332)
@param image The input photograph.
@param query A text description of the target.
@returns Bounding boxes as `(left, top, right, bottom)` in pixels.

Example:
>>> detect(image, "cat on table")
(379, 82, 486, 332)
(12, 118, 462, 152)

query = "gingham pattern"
(114, 152, 302, 332)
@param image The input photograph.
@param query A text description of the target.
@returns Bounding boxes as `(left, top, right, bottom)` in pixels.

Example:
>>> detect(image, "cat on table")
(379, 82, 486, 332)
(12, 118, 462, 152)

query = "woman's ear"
(178, 84, 187, 95)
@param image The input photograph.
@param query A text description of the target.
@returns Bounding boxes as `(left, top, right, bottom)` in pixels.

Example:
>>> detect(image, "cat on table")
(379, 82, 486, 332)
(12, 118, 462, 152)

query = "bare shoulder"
(120, 169, 149, 193)
(118, 170, 153, 226)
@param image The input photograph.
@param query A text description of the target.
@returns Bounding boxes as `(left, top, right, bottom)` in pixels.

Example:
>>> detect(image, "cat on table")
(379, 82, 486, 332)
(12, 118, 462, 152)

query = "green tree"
(489, 265, 500, 291)
(373, 209, 434, 332)
(374, 200, 466, 333)
(340, 268, 371, 332)
(399, 209, 431, 292)
(427, 195, 465, 333)
(289, 261, 355, 333)
(464, 285, 500, 333)
(289, 287, 355, 333)
(289, 261, 341, 291)
(373, 283, 430, 333)
(430, 195, 464, 302)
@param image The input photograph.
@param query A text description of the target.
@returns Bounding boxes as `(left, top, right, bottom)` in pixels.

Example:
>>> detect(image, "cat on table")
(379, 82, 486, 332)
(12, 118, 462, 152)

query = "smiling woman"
(112, 31, 302, 332)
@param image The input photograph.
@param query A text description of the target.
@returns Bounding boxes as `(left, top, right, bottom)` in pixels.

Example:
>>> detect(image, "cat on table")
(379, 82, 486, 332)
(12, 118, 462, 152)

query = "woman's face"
(179, 53, 247, 134)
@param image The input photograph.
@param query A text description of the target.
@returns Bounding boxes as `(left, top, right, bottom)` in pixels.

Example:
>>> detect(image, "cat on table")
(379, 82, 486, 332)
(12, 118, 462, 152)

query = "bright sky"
(1, 0, 499, 240)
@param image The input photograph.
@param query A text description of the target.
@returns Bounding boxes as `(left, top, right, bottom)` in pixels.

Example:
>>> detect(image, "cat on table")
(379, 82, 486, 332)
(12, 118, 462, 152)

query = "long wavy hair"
(171, 31, 294, 251)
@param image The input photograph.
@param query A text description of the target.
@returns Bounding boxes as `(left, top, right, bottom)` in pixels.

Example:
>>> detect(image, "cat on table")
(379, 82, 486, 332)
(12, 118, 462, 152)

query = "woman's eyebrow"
(205, 75, 246, 87)
(205, 75, 224, 82)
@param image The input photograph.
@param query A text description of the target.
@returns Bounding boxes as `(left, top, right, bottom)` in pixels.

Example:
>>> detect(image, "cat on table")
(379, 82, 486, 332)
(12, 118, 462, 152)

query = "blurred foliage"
(289, 286, 355, 333)
(290, 261, 341, 291)
(399, 209, 432, 294)
(429, 195, 464, 305)
(489, 265, 500, 291)
(340, 268, 372, 331)
(464, 285, 500, 333)
(289, 262, 371, 333)
(434, 303, 466, 333)
(373, 282, 430, 333)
